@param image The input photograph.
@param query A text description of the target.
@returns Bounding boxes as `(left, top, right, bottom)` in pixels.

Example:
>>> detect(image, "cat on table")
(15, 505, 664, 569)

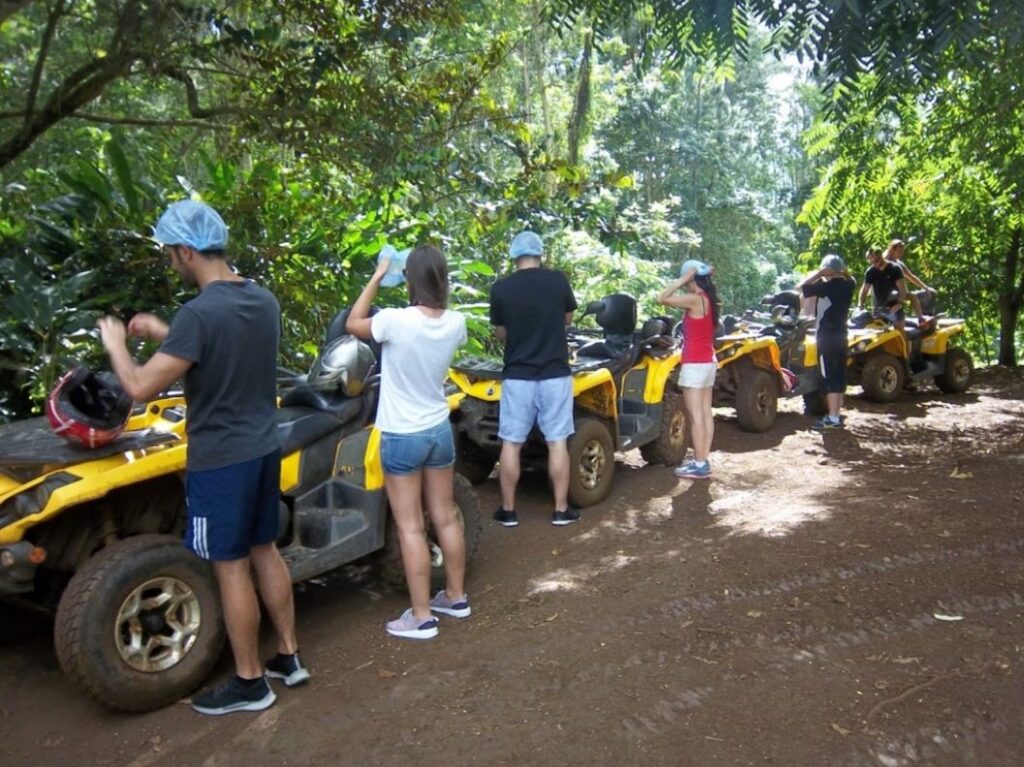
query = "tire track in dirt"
(575, 537, 1024, 634)
(618, 591, 1023, 739)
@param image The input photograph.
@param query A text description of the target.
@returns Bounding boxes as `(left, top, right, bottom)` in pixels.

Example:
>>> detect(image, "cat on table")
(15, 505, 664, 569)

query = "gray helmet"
(820, 254, 845, 272)
(307, 336, 375, 396)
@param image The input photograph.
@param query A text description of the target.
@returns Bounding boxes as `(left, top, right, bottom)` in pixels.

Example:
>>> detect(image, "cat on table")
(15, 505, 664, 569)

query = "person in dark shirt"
(97, 201, 307, 716)
(858, 247, 907, 330)
(489, 231, 579, 527)
(884, 239, 935, 320)
(800, 254, 856, 430)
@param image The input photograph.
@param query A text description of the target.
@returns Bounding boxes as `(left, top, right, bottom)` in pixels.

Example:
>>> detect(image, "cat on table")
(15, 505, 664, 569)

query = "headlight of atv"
(853, 340, 869, 353)
(0, 472, 79, 525)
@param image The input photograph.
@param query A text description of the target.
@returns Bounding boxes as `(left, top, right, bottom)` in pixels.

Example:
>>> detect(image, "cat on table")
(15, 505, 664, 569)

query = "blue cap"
(510, 230, 543, 260)
(152, 200, 228, 252)
(680, 259, 711, 278)
(378, 244, 411, 288)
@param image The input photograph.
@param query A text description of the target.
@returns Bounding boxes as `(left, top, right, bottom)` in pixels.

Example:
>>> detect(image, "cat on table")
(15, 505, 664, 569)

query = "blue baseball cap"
(510, 230, 544, 260)
(152, 200, 228, 252)
(680, 259, 711, 277)
(378, 244, 411, 287)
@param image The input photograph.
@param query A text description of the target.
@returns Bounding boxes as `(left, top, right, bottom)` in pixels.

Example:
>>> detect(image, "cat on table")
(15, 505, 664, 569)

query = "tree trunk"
(521, 40, 531, 124)
(567, 30, 593, 166)
(996, 226, 1023, 366)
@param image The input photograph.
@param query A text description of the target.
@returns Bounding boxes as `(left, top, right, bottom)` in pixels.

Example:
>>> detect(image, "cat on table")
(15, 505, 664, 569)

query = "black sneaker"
(552, 507, 581, 526)
(265, 651, 311, 687)
(493, 508, 518, 527)
(191, 675, 275, 716)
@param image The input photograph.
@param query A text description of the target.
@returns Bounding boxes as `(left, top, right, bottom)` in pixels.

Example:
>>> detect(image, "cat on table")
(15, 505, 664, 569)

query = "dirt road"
(3, 368, 1024, 766)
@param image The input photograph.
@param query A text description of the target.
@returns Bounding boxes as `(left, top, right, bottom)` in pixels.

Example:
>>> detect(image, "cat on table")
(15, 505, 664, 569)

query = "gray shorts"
(678, 362, 717, 389)
(498, 376, 574, 443)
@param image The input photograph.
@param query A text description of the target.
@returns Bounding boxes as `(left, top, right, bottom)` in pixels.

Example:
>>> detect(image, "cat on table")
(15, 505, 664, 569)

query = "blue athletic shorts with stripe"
(184, 449, 281, 561)
(498, 376, 574, 443)
(816, 333, 848, 394)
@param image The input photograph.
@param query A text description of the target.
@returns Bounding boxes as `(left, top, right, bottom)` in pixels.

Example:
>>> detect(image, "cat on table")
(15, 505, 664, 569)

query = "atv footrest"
(297, 507, 367, 549)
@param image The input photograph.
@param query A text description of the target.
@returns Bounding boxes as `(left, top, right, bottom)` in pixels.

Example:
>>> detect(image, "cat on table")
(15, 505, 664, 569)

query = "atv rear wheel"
(860, 352, 905, 403)
(640, 387, 687, 465)
(379, 474, 483, 592)
(935, 347, 973, 393)
(54, 535, 225, 712)
(568, 417, 615, 508)
(735, 367, 778, 432)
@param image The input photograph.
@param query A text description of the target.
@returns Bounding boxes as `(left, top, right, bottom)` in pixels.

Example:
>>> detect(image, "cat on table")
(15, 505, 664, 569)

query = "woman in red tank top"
(657, 260, 720, 479)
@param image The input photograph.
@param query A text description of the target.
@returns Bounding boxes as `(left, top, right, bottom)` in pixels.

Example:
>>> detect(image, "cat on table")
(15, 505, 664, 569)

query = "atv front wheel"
(640, 387, 687, 465)
(860, 353, 905, 402)
(379, 473, 484, 592)
(54, 535, 225, 712)
(454, 435, 497, 486)
(935, 348, 973, 393)
(568, 417, 615, 508)
(735, 367, 778, 432)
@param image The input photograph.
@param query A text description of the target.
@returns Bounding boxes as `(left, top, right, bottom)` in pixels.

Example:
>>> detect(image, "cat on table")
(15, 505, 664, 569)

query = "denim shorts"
(498, 376, 574, 443)
(380, 419, 456, 476)
(184, 449, 281, 562)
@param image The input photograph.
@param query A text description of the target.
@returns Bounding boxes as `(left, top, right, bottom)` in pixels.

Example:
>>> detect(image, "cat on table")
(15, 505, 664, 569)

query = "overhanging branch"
(156, 65, 250, 118)
(25, 0, 66, 125)
(0, 109, 231, 130)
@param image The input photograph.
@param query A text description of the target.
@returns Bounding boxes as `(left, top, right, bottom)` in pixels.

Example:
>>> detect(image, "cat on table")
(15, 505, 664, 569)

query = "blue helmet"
(510, 230, 544, 260)
(153, 200, 229, 252)
(377, 244, 411, 288)
(680, 259, 711, 278)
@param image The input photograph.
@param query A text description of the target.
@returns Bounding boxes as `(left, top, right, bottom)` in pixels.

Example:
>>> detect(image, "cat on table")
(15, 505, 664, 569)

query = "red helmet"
(47, 367, 133, 448)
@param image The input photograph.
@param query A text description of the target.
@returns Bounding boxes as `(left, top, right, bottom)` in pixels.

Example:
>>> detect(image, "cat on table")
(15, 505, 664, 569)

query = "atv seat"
(276, 404, 354, 457)
(577, 334, 641, 374)
(277, 381, 366, 455)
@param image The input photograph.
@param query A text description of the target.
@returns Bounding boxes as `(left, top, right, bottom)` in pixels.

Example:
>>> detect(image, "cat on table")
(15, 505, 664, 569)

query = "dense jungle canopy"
(2, 0, 1023, 419)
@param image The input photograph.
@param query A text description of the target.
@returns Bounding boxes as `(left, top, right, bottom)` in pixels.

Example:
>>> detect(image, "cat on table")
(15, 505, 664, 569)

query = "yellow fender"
(716, 335, 780, 371)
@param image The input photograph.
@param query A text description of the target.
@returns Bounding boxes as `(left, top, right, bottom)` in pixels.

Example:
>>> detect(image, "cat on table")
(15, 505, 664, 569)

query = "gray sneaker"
(386, 608, 439, 639)
(429, 590, 471, 618)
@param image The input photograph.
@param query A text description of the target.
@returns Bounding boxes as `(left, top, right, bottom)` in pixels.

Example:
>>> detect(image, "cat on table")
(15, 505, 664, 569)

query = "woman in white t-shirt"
(346, 245, 469, 640)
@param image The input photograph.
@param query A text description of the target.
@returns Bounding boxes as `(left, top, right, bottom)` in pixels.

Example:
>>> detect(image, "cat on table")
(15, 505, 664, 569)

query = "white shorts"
(678, 362, 717, 389)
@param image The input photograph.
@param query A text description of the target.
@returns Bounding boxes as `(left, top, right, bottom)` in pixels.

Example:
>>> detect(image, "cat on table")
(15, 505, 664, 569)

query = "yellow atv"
(448, 293, 685, 507)
(711, 293, 812, 432)
(844, 298, 973, 402)
(0, 314, 482, 713)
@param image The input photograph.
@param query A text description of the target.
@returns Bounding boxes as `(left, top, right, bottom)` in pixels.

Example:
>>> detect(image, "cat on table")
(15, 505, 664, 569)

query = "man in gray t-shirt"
(97, 201, 307, 716)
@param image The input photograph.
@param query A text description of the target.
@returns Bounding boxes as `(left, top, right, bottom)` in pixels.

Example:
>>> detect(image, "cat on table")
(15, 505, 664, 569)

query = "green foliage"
(0, 1, 818, 420)
(551, 0, 1024, 113)
(798, 38, 1024, 364)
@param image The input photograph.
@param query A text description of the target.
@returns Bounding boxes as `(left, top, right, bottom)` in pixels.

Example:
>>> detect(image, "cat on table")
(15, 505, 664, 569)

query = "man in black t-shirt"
(97, 201, 307, 716)
(489, 231, 579, 527)
(858, 248, 907, 330)
(800, 254, 855, 430)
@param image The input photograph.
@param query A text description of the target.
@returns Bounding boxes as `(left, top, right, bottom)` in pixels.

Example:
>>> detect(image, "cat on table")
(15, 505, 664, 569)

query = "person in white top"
(346, 245, 470, 640)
